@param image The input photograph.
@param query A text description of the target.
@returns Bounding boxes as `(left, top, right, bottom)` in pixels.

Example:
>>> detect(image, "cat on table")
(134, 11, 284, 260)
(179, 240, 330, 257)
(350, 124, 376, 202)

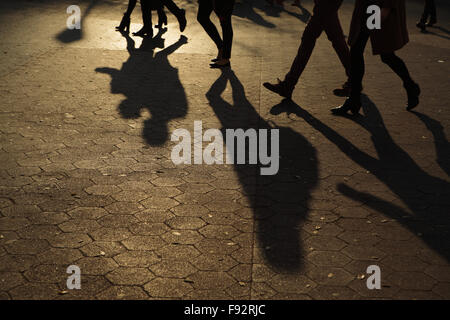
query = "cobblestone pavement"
(0, 0, 449, 299)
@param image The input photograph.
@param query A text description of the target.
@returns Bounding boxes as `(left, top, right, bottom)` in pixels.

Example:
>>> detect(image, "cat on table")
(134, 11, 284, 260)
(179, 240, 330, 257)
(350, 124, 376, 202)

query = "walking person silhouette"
(116, 0, 187, 37)
(332, 0, 421, 115)
(263, 0, 351, 99)
(197, 0, 236, 68)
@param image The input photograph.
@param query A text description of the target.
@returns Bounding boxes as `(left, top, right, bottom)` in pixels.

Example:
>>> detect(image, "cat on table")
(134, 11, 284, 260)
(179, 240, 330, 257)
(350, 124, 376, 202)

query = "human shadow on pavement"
(96, 29, 188, 146)
(254, 0, 311, 23)
(411, 111, 450, 176)
(233, 0, 276, 28)
(206, 69, 318, 271)
(270, 97, 450, 261)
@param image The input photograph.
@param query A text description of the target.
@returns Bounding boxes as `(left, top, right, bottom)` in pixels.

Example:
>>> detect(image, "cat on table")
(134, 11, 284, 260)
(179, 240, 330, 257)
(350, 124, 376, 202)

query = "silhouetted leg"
(380, 52, 420, 110)
(156, 6, 167, 27)
(214, 0, 235, 60)
(161, 0, 182, 15)
(323, 10, 350, 77)
(198, 0, 223, 51)
(380, 53, 413, 85)
(141, 0, 152, 30)
(283, 4, 325, 91)
(349, 29, 369, 101)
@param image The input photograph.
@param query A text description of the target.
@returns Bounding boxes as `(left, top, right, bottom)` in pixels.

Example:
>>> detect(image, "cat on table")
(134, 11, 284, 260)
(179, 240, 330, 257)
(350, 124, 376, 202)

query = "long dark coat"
(348, 0, 409, 55)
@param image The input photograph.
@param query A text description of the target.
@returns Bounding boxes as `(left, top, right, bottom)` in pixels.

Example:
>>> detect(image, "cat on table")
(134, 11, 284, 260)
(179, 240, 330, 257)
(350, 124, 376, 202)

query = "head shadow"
(206, 69, 318, 271)
(96, 29, 188, 146)
(271, 96, 450, 261)
(55, 0, 101, 43)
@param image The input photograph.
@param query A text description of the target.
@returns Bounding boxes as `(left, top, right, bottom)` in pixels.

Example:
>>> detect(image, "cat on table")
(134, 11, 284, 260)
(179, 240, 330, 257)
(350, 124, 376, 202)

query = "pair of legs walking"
(116, 0, 186, 37)
(417, 0, 437, 31)
(332, 27, 420, 115)
(264, 0, 350, 98)
(197, 0, 235, 67)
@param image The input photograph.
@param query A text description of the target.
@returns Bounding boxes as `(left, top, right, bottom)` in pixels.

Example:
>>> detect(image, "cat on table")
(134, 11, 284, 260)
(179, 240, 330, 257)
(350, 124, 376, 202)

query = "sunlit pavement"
(0, 0, 449, 299)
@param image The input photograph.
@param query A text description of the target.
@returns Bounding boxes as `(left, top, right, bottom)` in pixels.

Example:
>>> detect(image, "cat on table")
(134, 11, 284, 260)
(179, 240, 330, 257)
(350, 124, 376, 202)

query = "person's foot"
(211, 49, 223, 62)
(416, 21, 427, 32)
(177, 9, 187, 32)
(210, 59, 230, 69)
(263, 79, 293, 99)
(426, 17, 437, 27)
(405, 81, 420, 111)
(331, 97, 361, 115)
(333, 81, 351, 97)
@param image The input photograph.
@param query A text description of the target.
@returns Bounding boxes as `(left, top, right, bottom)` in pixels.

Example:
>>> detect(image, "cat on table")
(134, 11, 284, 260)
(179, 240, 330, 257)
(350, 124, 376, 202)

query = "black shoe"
(116, 13, 131, 33)
(333, 81, 351, 97)
(416, 21, 426, 32)
(210, 61, 231, 69)
(405, 81, 420, 111)
(263, 79, 293, 99)
(133, 26, 153, 37)
(177, 9, 187, 32)
(426, 17, 437, 27)
(331, 98, 361, 115)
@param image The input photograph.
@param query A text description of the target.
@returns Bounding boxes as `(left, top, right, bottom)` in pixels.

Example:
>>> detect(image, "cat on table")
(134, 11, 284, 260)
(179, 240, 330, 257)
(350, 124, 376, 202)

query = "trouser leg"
(214, 0, 235, 59)
(349, 29, 370, 100)
(197, 0, 223, 50)
(283, 7, 324, 90)
(380, 53, 414, 86)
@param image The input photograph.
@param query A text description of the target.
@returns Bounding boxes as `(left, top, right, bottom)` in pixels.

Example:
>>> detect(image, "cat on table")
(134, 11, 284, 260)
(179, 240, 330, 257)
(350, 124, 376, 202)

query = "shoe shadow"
(96, 28, 188, 146)
(270, 96, 450, 261)
(206, 69, 318, 271)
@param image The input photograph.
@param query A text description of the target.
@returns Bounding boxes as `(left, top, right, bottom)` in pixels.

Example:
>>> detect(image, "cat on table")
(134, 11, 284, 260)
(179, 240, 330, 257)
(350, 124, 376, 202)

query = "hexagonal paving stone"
(187, 271, 236, 290)
(157, 244, 200, 260)
(106, 267, 155, 285)
(129, 222, 168, 236)
(304, 236, 346, 251)
(161, 230, 204, 245)
(342, 245, 386, 261)
(37, 248, 83, 265)
(113, 251, 161, 267)
(68, 207, 108, 220)
(307, 267, 354, 286)
(170, 204, 209, 217)
(104, 201, 144, 214)
(4, 239, 49, 255)
(149, 260, 197, 278)
(166, 216, 206, 230)
(191, 254, 238, 272)
(381, 255, 429, 272)
(90, 227, 132, 242)
(76, 257, 118, 275)
(58, 219, 101, 233)
(9, 283, 59, 300)
(306, 251, 351, 267)
(122, 235, 166, 251)
(85, 185, 121, 196)
(387, 272, 437, 291)
(144, 278, 193, 298)
(198, 225, 240, 240)
(140, 197, 179, 210)
(134, 209, 175, 223)
(268, 274, 317, 294)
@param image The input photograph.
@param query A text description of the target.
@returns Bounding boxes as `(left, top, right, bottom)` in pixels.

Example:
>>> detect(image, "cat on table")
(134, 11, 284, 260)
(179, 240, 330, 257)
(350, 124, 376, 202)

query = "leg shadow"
(270, 96, 450, 261)
(206, 69, 318, 271)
